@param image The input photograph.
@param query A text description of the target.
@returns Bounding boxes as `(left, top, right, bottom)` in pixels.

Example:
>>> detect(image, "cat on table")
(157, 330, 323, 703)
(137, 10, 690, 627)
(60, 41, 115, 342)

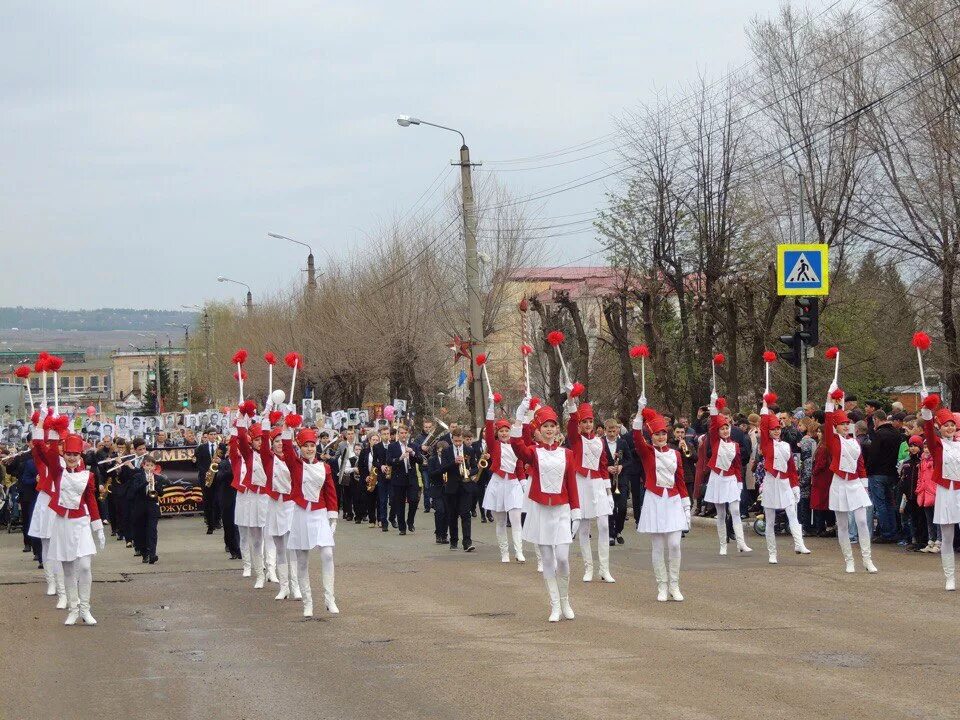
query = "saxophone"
(205, 445, 223, 487)
(366, 464, 378, 492)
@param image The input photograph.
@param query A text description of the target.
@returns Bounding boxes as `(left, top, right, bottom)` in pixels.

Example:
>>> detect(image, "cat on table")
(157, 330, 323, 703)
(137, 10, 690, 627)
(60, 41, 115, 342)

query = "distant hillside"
(0, 307, 197, 331)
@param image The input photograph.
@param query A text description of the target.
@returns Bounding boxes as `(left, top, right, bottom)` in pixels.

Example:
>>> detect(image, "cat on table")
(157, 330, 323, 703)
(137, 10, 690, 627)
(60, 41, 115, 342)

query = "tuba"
(421, 418, 450, 452)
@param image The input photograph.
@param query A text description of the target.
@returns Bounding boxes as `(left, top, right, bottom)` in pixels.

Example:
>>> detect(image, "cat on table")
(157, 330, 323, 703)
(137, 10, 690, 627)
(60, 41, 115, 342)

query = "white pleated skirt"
(575, 475, 614, 519)
(236, 491, 269, 528)
(47, 515, 96, 562)
(704, 472, 742, 504)
(761, 476, 796, 510)
(27, 491, 53, 540)
(637, 491, 688, 534)
(829, 476, 872, 512)
(933, 485, 960, 524)
(520, 478, 534, 514)
(287, 505, 335, 550)
(521, 501, 573, 546)
(482, 475, 525, 512)
(266, 497, 295, 537)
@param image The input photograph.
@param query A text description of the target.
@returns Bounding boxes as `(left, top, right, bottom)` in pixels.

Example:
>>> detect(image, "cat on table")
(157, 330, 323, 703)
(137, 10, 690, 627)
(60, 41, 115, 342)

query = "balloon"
(270, 389, 286, 405)
(86, 405, 96, 417)
(383, 405, 395, 421)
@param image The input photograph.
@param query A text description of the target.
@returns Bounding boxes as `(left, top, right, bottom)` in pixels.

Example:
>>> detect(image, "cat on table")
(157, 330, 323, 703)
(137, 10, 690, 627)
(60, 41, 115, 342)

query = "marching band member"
(236, 412, 269, 589)
(632, 399, 690, 602)
(510, 398, 581, 622)
(28, 415, 66, 608)
(759, 394, 810, 563)
(228, 418, 255, 580)
(34, 428, 106, 625)
(480, 398, 526, 563)
(919, 393, 960, 591)
(281, 417, 339, 617)
(704, 392, 751, 555)
(262, 422, 301, 601)
(565, 399, 614, 582)
(825, 384, 876, 573)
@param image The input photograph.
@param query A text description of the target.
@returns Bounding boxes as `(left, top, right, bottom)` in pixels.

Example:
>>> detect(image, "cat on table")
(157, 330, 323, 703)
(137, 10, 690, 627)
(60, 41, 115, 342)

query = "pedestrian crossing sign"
(777, 243, 829, 296)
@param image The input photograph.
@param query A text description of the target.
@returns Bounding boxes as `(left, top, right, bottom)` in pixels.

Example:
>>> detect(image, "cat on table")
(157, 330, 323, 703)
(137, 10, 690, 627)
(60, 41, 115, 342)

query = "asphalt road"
(1, 512, 957, 720)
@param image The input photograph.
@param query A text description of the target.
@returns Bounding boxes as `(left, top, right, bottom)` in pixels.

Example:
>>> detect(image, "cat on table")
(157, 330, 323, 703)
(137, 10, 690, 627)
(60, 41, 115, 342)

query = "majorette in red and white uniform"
(260, 422, 301, 601)
(228, 425, 254, 579)
(919, 394, 960, 591)
(824, 385, 876, 574)
(703, 394, 752, 555)
(480, 403, 526, 564)
(236, 418, 270, 589)
(510, 400, 580, 622)
(281, 423, 339, 617)
(27, 413, 66, 606)
(566, 401, 614, 583)
(632, 401, 689, 602)
(758, 395, 809, 562)
(34, 431, 105, 625)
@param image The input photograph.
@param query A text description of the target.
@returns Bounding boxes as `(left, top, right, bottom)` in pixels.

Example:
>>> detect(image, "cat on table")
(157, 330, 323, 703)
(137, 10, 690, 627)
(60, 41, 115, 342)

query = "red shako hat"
(297, 428, 318, 445)
(577, 403, 594, 421)
(533, 406, 559, 427)
(63, 434, 84, 454)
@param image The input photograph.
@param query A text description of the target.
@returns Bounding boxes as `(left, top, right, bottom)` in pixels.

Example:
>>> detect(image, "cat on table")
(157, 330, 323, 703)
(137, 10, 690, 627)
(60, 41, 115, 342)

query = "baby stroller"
(1, 482, 22, 534)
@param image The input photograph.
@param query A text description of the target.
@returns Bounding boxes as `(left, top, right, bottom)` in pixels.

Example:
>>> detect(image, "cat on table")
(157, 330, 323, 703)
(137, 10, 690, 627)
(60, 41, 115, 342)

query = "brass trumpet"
(611, 450, 622, 495)
(477, 452, 490, 470)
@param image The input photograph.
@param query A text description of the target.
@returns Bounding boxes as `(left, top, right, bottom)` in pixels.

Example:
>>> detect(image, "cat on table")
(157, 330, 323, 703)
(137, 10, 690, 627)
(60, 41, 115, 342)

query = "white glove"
(486, 403, 495, 421)
(563, 397, 577, 415)
(920, 390, 929, 401)
(638, 395, 647, 411)
(236, 415, 250, 429)
(860, 477, 869, 491)
(828, 380, 838, 395)
(329, 518, 338, 534)
(684, 504, 692, 525)
(792, 486, 801, 503)
(632, 413, 644, 431)
(570, 519, 581, 538)
(564, 381, 574, 395)
(96, 528, 106, 549)
(710, 390, 718, 403)
(515, 397, 530, 424)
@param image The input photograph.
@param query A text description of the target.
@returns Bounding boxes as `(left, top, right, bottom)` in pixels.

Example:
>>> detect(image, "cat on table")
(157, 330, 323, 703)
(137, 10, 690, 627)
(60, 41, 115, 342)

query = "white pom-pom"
(271, 389, 286, 405)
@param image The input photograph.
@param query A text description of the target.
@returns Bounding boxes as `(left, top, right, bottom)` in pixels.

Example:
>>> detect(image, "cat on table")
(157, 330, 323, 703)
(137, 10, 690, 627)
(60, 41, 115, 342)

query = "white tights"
(493, 509, 523, 554)
(650, 531, 682, 584)
(239, 526, 264, 574)
(576, 514, 610, 563)
(764, 504, 804, 556)
(941, 524, 956, 578)
(836, 507, 871, 560)
(538, 543, 570, 580)
(293, 547, 334, 598)
(714, 501, 744, 545)
(272, 533, 298, 586)
(41, 537, 63, 585)
(61, 555, 92, 608)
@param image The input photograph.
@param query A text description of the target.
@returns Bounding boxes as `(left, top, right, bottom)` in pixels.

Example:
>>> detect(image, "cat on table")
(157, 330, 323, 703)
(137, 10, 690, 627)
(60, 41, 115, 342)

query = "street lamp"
(182, 305, 213, 408)
(217, 276, 253, 313)
(166, 322, 191, 410)
(397, 113, 484, 429)
(268, 233, 317, 289)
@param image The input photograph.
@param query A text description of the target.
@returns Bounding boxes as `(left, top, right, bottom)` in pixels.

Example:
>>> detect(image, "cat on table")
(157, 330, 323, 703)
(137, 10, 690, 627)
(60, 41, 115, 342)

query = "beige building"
(111, 348, 186, 400)
(0, 351, 112, 411)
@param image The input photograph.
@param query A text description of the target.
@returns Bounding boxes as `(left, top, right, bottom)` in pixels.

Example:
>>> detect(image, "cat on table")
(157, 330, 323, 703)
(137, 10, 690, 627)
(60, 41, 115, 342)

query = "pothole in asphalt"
(298, 617, 329, 623)
(804, 651, 870, 668)
(470, 612, 515, 619)
(361, 638, 394, 644)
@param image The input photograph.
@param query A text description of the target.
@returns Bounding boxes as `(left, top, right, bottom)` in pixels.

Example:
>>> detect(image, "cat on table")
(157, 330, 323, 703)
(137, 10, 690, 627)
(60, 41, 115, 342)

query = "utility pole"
(203, 310, 213, 409)
(798, 172, 808, 404)
(458, 143, 485, 431)
(307, 252, 316, 290)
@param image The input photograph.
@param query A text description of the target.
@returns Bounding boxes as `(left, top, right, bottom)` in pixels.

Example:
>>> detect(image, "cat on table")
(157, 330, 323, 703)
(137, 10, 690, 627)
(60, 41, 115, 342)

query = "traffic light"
(181, 392, 190, 408)
(778, 332, 802, 368)
(795, 297, 819, 347)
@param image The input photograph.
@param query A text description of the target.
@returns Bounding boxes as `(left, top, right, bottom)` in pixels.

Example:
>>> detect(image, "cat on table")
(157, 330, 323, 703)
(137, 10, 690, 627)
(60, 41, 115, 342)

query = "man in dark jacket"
(602, 419, 633, 546)
(866, 410, 903, 542)
(436, 427, 477, 551)
(16, 453, 42, 559)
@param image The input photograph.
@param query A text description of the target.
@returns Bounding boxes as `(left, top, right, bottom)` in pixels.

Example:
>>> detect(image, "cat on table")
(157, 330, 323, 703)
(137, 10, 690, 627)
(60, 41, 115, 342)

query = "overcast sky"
(1, 0, 794, 310)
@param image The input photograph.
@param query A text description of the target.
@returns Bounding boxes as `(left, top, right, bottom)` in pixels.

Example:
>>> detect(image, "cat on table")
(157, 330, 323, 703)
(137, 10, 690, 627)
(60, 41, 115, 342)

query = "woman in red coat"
(632, 399, 690, 602)
(919, 394, 960, 591)
(34, 427, 105, 625)
(480, 400, 526, 564)
(703, 393, 750, 555)
(510, 399, 581, 622)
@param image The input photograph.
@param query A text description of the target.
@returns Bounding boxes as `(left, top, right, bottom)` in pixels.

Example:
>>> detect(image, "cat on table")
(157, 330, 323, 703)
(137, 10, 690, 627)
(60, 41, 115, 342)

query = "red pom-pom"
(825, 346, 839, 360)
(46, 356, 63, 372)
(34, 357, 48, 373)
(641, 407, 657, 422)
(715, 397, 727, 411)
(285, 414, 302, 428)
(763, 392, 778, 405)
(546, 330, 565, 347)
(239, 400, 256, 417)
(520, 343, 533, 357)
(14, 365, 30, 379)
(233, 370, 248, 381)
(232, 349, 248, 365)
(922, 393, 941, 409)
(54, 415, 69, 433)
(268, 410, 282, 425)
(713, 353, 726, 365)
(528, 396, 541, 410)
(38, 351, 49, 360)
(264, 352, 277, 365)
(569, 382, 585, 398)
(912, 331, 931, 351)
(830, 388, 844, 400)
(763, 351, 776, 363)
(492, 392, 503, 404)
(284, 352, 302, 369)
(31, 410, 40, 425)
(475, 353, 487, 366)
(630, 345, 650, 359)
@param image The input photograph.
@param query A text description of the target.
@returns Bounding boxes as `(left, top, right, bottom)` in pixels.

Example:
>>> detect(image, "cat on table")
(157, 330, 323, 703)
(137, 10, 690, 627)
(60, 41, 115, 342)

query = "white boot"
(64, 584, 80, 626)
(290, 563, 302, 600)
(301, 583, 313, 617)
(943, 551, 956, 591)
(582, 562, 594, 582)
(597, 540, 615, 583)
(535, 544, 543, 573)
(557, 574, 575, 619)
(653, 554, 668, 602)
(242, 558, 252, 578)
(512, 527, 525, 562)
(733, 520, 752, 553)
(253, 551, 265, 589)
(55, 573, 67, 609)
(498, 534, 510, 563)
(323, 567, 339, 614)
(667, 556, 684, 602)
(719, 542, 728, 556)
(789, 515, 810, 554)
(716, 518, 727, 556)
(861, 534, 878, 573)
(839, 536, 855, 573)
(265, 540, 278, 583)
(274, 559, 290, 600)
(544, 576, 561, 622)
(44, 565, 57, 596)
